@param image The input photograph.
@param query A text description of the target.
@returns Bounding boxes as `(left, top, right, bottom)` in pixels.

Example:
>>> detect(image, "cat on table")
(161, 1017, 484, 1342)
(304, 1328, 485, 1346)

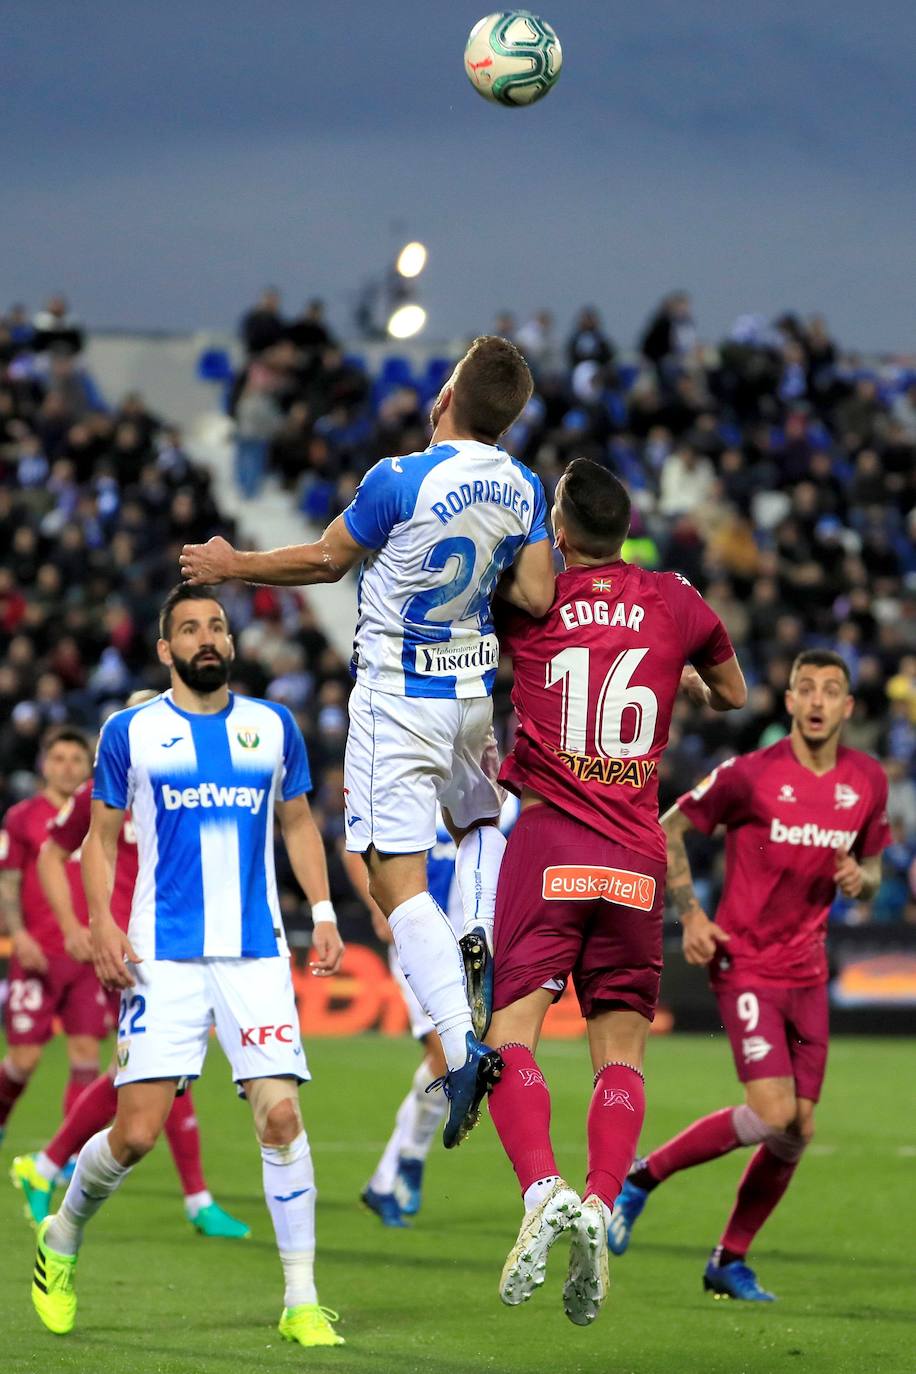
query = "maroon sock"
(646, 1107, 740, 1184)
(488, 1044, 558, 1195)
(164, 1089, 207, 1197)
(719, 1144, 799, 1256)
(45, 1072, 118, 1168)
(63, 1064, 100, 1119)
(584, 1064, 646, 1210)
(0, 1062, 28, 1128)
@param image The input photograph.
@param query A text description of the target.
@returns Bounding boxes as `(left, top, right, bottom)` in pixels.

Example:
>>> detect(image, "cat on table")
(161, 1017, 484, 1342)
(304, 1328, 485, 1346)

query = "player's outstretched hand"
(12, 929, 49, 975)
(64, 926, 94, 964)
(310, 922, 345, 977)
(179, 536, 238, 586)
(91, 920, 141, 990)
(834, 847, 864, 898)
(681, 907, 731, 966)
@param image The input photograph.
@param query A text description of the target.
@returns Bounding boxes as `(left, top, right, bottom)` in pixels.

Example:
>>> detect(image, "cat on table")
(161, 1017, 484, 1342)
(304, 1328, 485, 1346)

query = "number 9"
(737, 992, 759, 1032)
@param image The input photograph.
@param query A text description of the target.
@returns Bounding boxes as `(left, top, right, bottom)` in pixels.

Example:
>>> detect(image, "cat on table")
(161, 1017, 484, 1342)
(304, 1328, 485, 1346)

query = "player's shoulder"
(375, 443, 458, 483)
(2, 795, 39, 828)
(740, 737, 792, 777)
(836, 745, 887, 790)
(101, 694, 165, 740)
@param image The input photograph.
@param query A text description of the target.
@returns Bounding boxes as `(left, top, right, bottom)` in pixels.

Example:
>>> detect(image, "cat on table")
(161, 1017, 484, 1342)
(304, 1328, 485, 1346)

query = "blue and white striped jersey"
(342, 440, 549, 698)
(92, 692, 311, 961)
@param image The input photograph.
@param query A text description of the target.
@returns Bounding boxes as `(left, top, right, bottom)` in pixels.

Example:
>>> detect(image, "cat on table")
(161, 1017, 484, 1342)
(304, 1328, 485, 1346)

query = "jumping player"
(0, 729, 98, 1148)
(179, 335, 555, 1146)
(29, 585, 346, 1349)
(11, 707, 249, 1238)
(609, 649, 890, 1301)
(484, 458, 746, 1325)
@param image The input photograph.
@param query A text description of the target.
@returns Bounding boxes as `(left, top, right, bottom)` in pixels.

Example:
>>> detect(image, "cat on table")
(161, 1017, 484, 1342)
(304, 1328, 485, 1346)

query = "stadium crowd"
(1, 291, 914, 932)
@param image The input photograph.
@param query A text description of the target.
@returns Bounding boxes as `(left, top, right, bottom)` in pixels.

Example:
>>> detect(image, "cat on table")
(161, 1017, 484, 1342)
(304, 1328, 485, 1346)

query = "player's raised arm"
(277, 793, 345, 977)
(82, 800, 139, 990)
(496, 537, 555, 617)
(38, 838, 92, 963)
(179, 516, 368, 588)
(661, 802, 730, 965)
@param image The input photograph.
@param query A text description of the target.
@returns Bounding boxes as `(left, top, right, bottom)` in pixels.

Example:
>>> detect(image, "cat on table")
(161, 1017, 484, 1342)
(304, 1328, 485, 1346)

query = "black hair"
(556, 457, 632, 558)
(42, 726, 91, 757)
(789, 649, 851, 690)
(158, 583, 229, 640)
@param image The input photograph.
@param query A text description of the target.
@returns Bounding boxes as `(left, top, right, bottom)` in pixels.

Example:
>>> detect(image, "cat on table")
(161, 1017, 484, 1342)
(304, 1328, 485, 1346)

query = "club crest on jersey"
(834, 783, 860, 810)
(778, 784, 796, 803)
(236, 729, 260, 750)
(117, 1041, 130, 1069)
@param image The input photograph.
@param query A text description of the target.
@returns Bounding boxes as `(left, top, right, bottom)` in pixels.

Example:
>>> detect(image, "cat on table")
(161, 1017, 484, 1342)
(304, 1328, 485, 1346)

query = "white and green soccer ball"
(464, 11, 562, 107)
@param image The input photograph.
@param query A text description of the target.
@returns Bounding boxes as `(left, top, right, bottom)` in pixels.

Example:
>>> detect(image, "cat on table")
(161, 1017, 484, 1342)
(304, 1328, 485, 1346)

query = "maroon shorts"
(492, 806, 664, 1022)
(715, 981, 829, 1103)
(4, 955, 115, 1046)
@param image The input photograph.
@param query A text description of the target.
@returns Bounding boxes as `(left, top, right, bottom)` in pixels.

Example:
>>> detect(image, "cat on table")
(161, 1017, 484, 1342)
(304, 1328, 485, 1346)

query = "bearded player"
(11, 694, 248, 1240)
(609, 650, 890, 1302)
(29, 584, 345, 1348)
(482, 458, 746, 1325)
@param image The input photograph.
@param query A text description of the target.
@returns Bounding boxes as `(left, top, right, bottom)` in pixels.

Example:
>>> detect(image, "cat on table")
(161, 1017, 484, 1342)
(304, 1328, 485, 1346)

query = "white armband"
(311, 900, 337, 927)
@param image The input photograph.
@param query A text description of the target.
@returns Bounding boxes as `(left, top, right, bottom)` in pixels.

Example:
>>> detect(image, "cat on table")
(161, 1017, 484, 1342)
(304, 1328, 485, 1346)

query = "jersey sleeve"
(92, 713, 132, 811)
(0, 804, 29, 871)
(677, 756, 752, 834)
(342, 459, 406, 550)
(279, 708, 312, 801)
(659, 573, 735, 667)
(857, 769, 892, 859)
(47, 785, 92, 854)
(523, 474, 550, 546)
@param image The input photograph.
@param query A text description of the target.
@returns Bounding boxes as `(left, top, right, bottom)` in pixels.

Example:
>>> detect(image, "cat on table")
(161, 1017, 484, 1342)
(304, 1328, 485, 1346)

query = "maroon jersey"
(499, 561, 735, 865)
(0, 795, 88, 957)
(678, 738, 891, 988)
(49, 781, 138, 932)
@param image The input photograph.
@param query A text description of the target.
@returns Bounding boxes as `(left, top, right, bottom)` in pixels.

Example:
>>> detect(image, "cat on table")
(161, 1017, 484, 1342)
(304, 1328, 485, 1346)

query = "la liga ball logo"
(236, 729, 260, 750)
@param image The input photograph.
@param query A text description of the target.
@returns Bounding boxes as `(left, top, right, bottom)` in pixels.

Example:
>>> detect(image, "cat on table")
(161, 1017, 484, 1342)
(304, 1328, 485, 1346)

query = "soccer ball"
(464, 11, 562, 107)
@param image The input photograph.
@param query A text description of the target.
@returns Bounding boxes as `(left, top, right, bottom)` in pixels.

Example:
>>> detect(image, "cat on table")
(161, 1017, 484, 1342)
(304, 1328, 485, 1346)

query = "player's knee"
(247, 1076, 303, 1145)
(117, 1117, 162, 1161)
(747, 1094, 797, 1134)
(260, 1096, 302, 1146)
(6, 1045, 42, 1077)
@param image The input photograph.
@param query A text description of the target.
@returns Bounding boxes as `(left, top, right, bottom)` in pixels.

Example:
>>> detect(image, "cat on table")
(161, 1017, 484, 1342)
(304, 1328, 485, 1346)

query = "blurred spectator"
(639, 291, 696, 376)
(240, 287, 286, 356)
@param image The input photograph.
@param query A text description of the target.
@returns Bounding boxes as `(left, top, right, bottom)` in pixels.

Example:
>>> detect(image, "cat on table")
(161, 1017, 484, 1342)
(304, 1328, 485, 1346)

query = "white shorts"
(344, 683, 504, 853)
(113, 956, 309, 1088)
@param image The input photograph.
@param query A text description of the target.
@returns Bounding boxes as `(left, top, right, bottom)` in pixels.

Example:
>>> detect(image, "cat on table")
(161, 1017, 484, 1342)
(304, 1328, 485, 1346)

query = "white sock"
(523, 1175, 562, 1213)
(388, 892, 473, 1069)
(46, 1130, 132, 1256)
(261, 1130, 318, 1307)
(34, 1151, 60, 1184)
(279, 1251, 317, 1309)
(369, 1089, 413, 1195)
(400, 1058, 447, 1160)
(456, 825, 507, 949)
(184, 1189, 213, 1216)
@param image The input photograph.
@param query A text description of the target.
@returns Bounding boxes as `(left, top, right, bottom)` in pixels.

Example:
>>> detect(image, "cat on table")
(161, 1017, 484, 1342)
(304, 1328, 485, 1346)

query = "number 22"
(118, 993, 147, 1036)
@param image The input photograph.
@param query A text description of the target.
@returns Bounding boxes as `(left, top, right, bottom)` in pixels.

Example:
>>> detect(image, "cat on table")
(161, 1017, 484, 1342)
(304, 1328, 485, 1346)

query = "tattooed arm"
(661, 803, 731, 966)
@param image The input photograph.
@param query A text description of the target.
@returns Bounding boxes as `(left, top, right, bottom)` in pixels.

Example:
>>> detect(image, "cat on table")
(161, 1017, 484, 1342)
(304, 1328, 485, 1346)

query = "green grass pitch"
(1, 1032, 913, 1374)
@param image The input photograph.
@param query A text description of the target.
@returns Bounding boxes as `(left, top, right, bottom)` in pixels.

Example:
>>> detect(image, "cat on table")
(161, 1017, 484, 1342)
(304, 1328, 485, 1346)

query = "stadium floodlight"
(387, 303, 427, 339)
(396, 241, 428, 279)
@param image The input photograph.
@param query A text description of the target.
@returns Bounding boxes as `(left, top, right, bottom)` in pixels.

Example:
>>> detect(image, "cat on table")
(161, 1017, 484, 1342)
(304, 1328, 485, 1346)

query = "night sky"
(5, 0, 915, 350)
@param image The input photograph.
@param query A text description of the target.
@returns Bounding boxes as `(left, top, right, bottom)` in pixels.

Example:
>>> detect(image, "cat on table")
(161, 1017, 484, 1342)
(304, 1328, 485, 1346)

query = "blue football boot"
(607, 1175, 650, 1256)
(437, 1033, 503, 1149)
(459, 928, 493, 1040)
(361, 1186, 408, 1228)
(394, 1157, 424, 1217)
(703, 1258, 776, 1302)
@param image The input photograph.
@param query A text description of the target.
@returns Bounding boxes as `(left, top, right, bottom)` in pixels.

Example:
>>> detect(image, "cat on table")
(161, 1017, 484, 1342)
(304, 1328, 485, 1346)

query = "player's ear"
(784, 688, 795, 718)
(227, 633, 236, 662)
(842, 693, 854, 720)
(156, 638, 172, 669)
